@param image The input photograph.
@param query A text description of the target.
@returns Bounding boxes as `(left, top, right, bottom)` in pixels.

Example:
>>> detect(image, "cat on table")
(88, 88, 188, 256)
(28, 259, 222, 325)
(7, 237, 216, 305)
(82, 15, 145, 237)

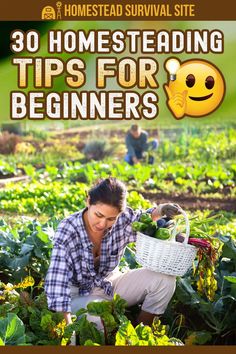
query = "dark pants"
(125, 139, 158, 165)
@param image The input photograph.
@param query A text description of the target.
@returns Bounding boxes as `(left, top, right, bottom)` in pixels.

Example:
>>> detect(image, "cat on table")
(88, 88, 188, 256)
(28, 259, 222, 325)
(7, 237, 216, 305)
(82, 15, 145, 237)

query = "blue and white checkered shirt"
(44, 207, 142, 312)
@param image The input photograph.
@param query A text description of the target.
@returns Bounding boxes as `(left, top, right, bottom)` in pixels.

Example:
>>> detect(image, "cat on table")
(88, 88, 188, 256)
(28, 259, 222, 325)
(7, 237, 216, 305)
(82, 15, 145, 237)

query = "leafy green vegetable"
(0, 314, 26, 345)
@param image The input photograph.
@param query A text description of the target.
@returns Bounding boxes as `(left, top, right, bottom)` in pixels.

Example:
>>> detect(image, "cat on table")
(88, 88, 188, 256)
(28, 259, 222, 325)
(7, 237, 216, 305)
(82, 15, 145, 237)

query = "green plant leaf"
(115, 320, 139, 345)
(19, 244, 34, 256)
(87, 301, 112, 316)
(75, 308, 87, 317)
(113, 293, 127, 315)
(84, 339, 100, 346)
(185, 330, 212, 345)
(36, 227, 50, 244)
(101, 312, 117, 332)
(135, 323, 153, 340)
(224, 276, 236, 284)
(218, 235, 236, 261)
(0, 314, 26, 345)
(176, 277, 201, 305)
(77, 315, 105, 345)
(24, 165, 36, 178)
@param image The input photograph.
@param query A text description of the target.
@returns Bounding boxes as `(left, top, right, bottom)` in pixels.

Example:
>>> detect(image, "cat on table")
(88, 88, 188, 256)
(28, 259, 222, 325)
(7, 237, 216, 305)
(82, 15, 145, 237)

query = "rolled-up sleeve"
(44, 242, 72, 312)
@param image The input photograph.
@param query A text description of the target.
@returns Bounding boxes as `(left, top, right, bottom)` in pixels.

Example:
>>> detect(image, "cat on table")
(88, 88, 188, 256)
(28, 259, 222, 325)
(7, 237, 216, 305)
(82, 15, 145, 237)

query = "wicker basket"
(135, 209, 197, 276)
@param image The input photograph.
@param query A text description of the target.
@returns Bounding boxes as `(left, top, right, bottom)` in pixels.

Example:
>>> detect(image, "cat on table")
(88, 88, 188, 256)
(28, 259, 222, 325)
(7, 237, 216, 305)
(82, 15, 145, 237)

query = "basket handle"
(177, 208, 190, 245)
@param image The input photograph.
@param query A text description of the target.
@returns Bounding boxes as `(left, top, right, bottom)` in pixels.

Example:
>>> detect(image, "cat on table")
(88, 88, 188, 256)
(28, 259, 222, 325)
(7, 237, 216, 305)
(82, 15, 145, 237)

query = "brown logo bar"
(1, 0, 236, 21)
(0, 346, 236, 353)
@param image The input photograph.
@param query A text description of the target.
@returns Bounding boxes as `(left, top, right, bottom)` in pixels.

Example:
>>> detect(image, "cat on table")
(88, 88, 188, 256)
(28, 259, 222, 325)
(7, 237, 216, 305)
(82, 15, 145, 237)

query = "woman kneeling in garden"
(45, 177, 180, 328)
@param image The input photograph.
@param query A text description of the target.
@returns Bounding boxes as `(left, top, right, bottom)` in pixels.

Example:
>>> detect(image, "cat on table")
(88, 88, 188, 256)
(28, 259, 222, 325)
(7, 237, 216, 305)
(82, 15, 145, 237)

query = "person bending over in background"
(124, 124, 159, 165)
(45, 177, 180, 330)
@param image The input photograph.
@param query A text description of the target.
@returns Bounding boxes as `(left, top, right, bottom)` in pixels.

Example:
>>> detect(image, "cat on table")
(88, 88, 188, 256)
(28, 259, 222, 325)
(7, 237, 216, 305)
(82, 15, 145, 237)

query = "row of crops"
(0, 157, 235, 216)
(0, 128, 236, 172)
(0, 126, 235, 345)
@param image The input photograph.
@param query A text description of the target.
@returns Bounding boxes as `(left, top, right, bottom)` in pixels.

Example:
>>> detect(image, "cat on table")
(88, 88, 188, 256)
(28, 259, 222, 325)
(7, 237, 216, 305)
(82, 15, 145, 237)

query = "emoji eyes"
(205, 76, 214, 89)
(185, 74, 215, 90)
(186, 74, 195, 88)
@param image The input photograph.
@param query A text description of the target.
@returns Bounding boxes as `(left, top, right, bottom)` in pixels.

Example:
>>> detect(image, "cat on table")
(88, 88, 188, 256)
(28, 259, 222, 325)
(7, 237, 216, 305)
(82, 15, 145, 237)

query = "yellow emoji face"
(165, 59, 225, 118)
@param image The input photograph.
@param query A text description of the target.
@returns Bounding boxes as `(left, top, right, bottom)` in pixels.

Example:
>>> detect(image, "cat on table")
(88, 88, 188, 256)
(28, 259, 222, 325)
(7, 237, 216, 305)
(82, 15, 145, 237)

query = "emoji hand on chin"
(164, 85, 188, 119)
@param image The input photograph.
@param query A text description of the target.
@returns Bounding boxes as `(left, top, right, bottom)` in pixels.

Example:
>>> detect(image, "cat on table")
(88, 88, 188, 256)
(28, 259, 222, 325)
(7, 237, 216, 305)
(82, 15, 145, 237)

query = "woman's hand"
(152, 203, 181, 220)
(157, 203, 181, 217)
(63, 312, 73, 325)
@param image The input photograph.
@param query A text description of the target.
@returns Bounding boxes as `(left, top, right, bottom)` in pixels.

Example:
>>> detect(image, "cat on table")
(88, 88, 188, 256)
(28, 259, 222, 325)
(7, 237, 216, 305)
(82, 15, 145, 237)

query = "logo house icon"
(41, 5, 56, 20)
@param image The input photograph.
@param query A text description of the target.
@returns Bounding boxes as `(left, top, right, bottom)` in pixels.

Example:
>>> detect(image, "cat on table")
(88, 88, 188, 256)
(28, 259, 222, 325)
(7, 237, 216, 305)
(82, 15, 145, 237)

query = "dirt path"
(0, 175, 29, 187)
(139, 191, 236, 212)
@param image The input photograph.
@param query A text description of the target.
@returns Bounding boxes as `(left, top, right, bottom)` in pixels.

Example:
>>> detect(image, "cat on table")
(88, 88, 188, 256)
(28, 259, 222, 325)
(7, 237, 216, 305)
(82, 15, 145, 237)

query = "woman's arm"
(44, 240, 73, 314)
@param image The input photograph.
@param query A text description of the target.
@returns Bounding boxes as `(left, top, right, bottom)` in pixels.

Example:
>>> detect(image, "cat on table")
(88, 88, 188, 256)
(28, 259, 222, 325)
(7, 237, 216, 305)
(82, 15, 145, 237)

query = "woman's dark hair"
(88, 177, 127, 212)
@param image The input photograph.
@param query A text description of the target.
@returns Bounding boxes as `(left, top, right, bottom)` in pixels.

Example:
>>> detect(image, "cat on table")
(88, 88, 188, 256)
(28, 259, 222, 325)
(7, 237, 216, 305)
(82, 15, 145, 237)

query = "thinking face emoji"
(164, 59, 225, 119)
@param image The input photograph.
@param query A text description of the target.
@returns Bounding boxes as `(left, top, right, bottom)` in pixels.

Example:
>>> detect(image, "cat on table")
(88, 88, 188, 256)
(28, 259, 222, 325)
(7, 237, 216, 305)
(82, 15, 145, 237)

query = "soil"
(139, 191, 236, 212)
(0, 173, 15, 179)
(0, 175, 29, 187)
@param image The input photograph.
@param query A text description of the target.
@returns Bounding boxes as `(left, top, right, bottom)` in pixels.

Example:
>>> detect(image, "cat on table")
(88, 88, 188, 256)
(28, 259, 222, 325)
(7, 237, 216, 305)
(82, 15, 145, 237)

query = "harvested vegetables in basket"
(132, 213, 173, 240)
(133, 210, 221, 289)
(134, 209, 197, 276)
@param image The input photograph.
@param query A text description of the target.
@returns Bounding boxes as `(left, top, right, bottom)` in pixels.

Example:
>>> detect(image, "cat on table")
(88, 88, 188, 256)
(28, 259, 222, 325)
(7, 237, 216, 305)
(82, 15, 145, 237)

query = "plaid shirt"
(44, 207, 142, 313)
